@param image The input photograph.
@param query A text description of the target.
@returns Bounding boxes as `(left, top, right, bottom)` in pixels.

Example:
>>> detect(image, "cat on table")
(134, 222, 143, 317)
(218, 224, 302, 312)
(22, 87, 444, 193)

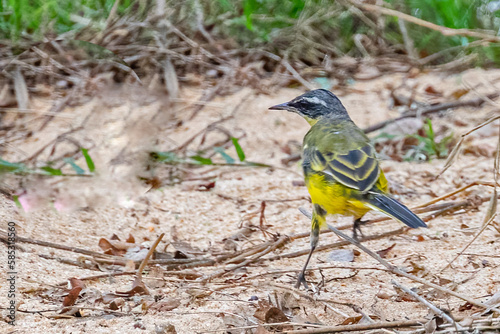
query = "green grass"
(0, 0, 135, 40)
(2, 0, 500, 64)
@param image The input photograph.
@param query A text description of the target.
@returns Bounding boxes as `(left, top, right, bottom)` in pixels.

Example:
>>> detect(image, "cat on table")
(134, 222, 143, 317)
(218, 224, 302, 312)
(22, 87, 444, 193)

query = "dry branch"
(0, 231, 117, 259)
(363, 93, 498, 134)
(285, 319, 425, 334)
(391, 280, 461, 329)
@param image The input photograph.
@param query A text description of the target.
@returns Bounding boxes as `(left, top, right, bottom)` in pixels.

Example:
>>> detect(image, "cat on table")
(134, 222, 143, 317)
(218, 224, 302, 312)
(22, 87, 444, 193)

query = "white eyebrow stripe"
(302, 96, 327, 107)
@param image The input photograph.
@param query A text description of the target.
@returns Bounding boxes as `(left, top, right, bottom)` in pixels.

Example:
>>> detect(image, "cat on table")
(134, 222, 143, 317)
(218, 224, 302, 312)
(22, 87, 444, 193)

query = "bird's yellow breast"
(305, 171, 388, 222)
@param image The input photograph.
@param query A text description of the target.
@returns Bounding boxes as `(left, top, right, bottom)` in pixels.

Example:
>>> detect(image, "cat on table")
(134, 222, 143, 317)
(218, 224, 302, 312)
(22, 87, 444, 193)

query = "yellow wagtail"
(270, 89, 427, 289)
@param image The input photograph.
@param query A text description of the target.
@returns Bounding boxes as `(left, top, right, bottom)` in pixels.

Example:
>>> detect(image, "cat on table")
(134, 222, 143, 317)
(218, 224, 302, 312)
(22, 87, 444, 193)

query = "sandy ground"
(1, 68, 500, 333)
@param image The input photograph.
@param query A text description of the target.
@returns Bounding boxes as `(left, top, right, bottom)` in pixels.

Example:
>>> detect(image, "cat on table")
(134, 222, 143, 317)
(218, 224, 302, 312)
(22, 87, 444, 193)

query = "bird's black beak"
(269, 102, 291, 111)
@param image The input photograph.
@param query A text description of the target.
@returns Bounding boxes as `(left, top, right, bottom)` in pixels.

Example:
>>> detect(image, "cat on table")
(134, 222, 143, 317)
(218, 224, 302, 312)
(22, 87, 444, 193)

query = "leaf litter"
(1, 69, 500, 333)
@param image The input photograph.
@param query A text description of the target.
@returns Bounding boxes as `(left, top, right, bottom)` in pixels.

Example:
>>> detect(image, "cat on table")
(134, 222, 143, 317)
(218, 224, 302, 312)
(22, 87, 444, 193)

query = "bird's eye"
(296, 99, 308, 107)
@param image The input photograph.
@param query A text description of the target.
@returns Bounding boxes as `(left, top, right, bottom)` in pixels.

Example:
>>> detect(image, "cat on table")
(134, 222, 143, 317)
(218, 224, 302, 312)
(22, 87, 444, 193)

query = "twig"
(55, 269, 202, 287)
(21, 125, 85, 163)
(437, 115, 500, 178)
(188, 78, 228, 120)
(348, 0, 500, 42)
(176, 92, 253, 152)
(398, 19, 417, 60)
(363, 93, 498, 134)
(439, 213, 497, 273)
(285, 319, 425, 334)
(0, 231, 117, 259)
(56, 271, 136, 287)
(200, 235, 289, 282)
(414, 181, 495, 208)
(298, 208, 500, 312)
(391, 279, 461, 330)
(38, 254, 99, 270)
(136, 233, 164, 279)
(282, 60, 315, 90)
(243, 263, 389, 281)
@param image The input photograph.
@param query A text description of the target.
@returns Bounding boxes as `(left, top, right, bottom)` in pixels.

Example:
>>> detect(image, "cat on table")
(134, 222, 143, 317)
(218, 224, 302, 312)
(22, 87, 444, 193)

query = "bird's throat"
(303, 116, 319, 126)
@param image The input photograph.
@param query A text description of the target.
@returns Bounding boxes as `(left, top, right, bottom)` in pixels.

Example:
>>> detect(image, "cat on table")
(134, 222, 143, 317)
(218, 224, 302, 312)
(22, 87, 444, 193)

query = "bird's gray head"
(269, 89, 348, 125)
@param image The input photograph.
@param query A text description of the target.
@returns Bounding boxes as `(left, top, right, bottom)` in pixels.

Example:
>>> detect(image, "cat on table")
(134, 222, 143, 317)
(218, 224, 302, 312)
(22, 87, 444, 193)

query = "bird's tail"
(365, 192, 427, 228)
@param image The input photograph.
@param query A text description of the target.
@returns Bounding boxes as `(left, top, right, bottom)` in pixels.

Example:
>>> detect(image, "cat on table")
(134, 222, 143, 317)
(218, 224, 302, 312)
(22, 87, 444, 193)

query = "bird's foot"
(352, 219, 367, 241)
(295, 272, 309, 290)
(295, 273, 319, 293)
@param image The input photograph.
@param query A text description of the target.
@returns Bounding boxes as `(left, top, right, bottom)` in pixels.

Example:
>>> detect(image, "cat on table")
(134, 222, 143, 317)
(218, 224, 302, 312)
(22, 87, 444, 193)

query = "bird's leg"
(296, 205, 325, 290)
(352, 217, 367, 241)
(296, 227, 318, 290)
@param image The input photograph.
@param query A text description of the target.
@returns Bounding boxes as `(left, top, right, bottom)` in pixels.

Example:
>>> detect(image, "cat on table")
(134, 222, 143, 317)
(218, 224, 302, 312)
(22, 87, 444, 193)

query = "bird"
(269, 89, 427, 289)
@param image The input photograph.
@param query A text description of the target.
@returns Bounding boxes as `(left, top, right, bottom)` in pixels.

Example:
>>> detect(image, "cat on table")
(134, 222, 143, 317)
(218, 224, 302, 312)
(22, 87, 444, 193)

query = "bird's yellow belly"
(306, 174, 370, 218)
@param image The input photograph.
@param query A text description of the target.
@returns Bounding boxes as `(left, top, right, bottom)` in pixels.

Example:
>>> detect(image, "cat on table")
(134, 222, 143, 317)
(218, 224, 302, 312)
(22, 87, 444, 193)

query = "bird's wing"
(310, 144, 380, 192)
(304, 124, 380, 192)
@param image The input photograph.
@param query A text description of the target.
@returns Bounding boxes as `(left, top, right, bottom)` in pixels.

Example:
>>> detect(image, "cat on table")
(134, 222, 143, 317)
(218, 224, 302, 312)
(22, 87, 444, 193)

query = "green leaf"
(150, 151, 182, 163)
(40, 166, 63, 175)
(81, 148, 95, 172)
(190, 155, 213, 165)
(12, 195, 22, 209)
(63, 158, 85, 175)
(214, 147, 235, 164)
(243, 0, 258, 30)
(231, 137, 246, 162)
(0, 159, 25, 173)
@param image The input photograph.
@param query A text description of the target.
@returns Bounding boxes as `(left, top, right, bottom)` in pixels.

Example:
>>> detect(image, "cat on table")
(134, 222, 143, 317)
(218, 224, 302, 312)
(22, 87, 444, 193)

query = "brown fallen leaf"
(449, 88, 469, 100)
(341, 315, 363, 325)
(408, 261, 428, 277)
(376, 243, 396, 258)
(116, 276, 149, 296)
(424, 85, 443, 96)
(63, 278, 86, 307)
(98, 238, 129, 256)
(149, 299, 181, 312)
(126, 234, 135, 243)
(100, 293, 121, 304)
(109, 297, 125, 310)
(254, 301, 288, 323)
(458, 301, 474, 312)
(414, 235, 426, 242)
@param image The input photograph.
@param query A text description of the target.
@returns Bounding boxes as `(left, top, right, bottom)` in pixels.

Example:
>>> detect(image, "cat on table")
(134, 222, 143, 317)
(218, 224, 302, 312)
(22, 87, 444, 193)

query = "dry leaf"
(155, 323, 177, 334)
(341, 315, 363, 325)
(63, 278, 85, 307)
(126, 234, 135, 243)
(98, 238, 129, 256)
(408, 261, 428, 277)
(424, 317, 437, 333)
(149, 299, 181, 312)
(376, 291, 392, 299)
(254, 301, 288, 323)
(424, 85, 442, 96)
(164, 58, 179, 98)
(450, 88, 470, 100)
(109, 297, 125, 310)
(458, 302, 474, 312)
(376, 243, 396, 258)
(116, 277, 149, 296)
(13, 67, 29, 110)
